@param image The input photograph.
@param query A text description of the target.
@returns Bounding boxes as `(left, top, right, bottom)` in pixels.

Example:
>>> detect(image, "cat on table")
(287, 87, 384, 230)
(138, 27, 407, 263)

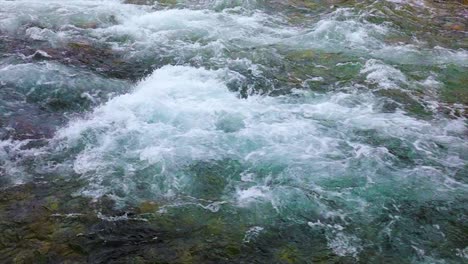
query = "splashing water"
(0, 0, 467, 262)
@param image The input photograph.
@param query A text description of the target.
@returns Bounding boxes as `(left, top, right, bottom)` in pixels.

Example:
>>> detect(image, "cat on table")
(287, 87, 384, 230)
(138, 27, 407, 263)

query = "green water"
(0, 0, 467, 263)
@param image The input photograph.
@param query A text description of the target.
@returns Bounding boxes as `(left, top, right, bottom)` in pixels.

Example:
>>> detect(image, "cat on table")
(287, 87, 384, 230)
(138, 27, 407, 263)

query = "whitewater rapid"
(0, 0, 467, 262)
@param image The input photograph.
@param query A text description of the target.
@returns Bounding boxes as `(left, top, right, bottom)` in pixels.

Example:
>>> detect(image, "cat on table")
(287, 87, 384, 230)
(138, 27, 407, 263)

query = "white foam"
(2, 0, 466, 70)
(360, 59, 407, 89)
(243, 226, 264, 243)
(288, 8, 390, 51)
(236, 186, 271, 206)
(328, 232, 362, 258)
(51, 65, 466, 208)
(0, 1, 467, 259)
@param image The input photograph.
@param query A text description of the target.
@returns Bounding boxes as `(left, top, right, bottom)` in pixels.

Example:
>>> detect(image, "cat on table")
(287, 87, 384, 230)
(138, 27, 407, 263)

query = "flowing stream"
(0, 0, 467, 263)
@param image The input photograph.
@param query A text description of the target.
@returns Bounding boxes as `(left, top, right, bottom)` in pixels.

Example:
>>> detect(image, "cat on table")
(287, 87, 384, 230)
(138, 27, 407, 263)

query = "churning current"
(0, 0, 467, 263)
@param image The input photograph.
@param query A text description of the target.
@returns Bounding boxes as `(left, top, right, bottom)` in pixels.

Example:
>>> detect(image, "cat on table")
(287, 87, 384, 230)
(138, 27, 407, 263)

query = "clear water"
(0, 0, 467, 263)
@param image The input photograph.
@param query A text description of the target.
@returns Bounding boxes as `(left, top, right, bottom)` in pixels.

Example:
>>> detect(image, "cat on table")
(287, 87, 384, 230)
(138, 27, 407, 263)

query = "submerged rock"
(0, 0, 467, 263)
(375, 89, 432, 119)
(137, 201, 159, 214)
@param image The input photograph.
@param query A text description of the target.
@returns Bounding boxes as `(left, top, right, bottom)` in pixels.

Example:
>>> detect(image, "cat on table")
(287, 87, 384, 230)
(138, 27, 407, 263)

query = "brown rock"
(451, 24, 464, 31)
(138, 201, 159, 214)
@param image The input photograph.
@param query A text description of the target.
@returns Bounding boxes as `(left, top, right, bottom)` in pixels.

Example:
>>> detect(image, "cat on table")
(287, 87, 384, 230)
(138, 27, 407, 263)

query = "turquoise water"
(0, 0, 467, 263)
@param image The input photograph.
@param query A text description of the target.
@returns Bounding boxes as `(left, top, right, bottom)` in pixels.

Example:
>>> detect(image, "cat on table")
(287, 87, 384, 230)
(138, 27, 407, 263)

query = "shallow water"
(0, 0, 467, 263)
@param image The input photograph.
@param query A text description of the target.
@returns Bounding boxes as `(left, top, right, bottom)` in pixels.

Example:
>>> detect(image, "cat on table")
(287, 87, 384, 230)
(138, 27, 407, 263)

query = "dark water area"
(0, 0, 467, 263)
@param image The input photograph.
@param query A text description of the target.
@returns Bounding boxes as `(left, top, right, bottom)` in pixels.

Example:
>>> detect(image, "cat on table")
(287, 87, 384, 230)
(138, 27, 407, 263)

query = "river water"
(0, 0, 467, 263)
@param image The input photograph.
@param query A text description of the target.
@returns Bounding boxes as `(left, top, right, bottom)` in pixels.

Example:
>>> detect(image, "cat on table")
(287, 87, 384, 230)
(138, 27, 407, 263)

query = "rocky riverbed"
(0, 0, 467, 263)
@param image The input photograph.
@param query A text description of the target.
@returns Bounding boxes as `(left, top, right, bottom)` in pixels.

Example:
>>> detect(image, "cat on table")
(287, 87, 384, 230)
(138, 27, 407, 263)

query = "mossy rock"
(12, 250, 36, 264)
(27, 220, 56, 240)
(375, 89, 432, 119)
(137, 200, 159, 214)
(438, 66, 468, 105)
(204, 217, 226, 236)
(124, 0, 157, 4)
(285, 49, 316, 60)
(283, 49, 362, 90)
(45, 197, 60, 212)
(353, 129, 419, 163)
(159, 0, 178, 4)
(277, 245, 299, 263)
(224, 244, 241, 257)
(185, 159, 242, 200)
(125, 0, 176, 5)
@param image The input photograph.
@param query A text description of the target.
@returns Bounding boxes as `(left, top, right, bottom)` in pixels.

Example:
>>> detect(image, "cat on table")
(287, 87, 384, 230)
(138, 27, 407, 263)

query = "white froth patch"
(91, 7, 297, 59)
(287, 8, 468, 66)
(0, 140, 27, 184)
(289, 8, 389, 52)
(53, 65, 467, 204)
(456, 247, 468, 259)
(328, 232, 362, 258)
(0, 0, 145, 38)
(243, 226, 264, 243)
(360, 59, 407, 89)
(236, 186, 271, 206)
(2, 0, 467, 70)
(0, 138, 50, 185)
